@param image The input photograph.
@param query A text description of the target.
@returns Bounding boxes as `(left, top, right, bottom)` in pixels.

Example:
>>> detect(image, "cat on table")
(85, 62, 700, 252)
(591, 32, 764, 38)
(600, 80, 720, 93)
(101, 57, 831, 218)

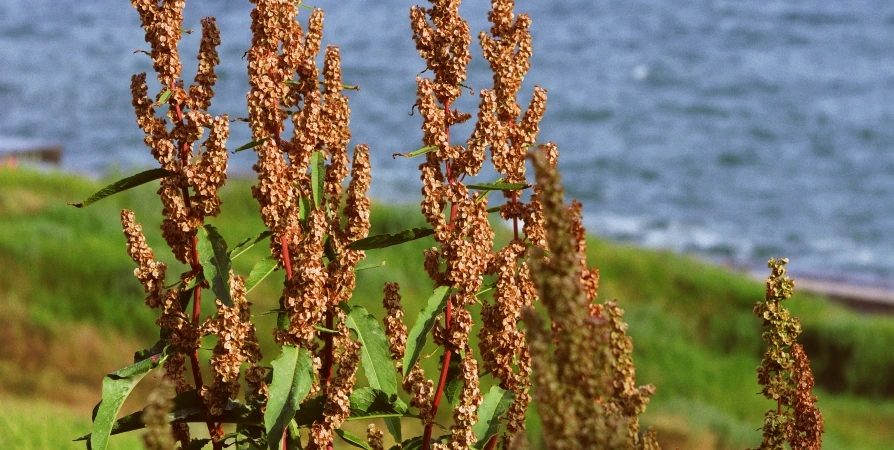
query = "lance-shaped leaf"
(75, 389, 259, 442)
(229, 230, 273, 260)
(349, 227, 435, 251)
(68, 168, 171, 208)
(197, 224, 234, 307)
(336, 429, 373, 450)
(466, 182, 530, 191)
(392, 145, 437, 159)
(345, 306, 399, 396)
(402, 286, 451, 376)
(233, 137, 269, 153)
(266, 346, 315, 450)
(471, 386, 515, 449)
(88, 345, 170, 450)
(311, 150, 324, 209)
(245, 256, 278, 294)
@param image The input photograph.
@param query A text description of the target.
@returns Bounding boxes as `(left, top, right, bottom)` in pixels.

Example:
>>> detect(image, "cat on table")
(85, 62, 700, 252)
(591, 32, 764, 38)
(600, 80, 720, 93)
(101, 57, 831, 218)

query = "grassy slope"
(2, 167, 894, 449)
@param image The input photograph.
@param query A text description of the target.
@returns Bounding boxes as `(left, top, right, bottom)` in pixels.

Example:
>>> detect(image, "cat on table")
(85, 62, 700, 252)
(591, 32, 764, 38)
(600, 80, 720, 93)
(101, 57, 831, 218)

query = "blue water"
(4, 0, 894, 283)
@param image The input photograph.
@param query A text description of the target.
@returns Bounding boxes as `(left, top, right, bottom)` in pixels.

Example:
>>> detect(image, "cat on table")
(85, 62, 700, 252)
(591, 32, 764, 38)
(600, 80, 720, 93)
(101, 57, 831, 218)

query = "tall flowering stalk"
(522, 149, 657, 450)
(126, 0, 246, 446)
(751, 258, 824, 449)
(246, 0, 371, 448)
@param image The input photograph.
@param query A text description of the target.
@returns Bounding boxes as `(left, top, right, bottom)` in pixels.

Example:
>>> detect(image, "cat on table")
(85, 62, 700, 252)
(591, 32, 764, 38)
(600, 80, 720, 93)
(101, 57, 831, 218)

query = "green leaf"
(389, 435, 450, 450)
(156, 88, 173, 106)
(290, 388, 409, 429)
(88, 346, 170, 450)
(133, 339, 167, 363)
(311, 150, 324, 209)
(486, 206, 501, 214)
(345, 306, 399, 396)
(298, 196, 311, 222)
(229, 230, 274, 260)
(466, 182, 530, 191)
(335, 429, 372, 450)
(197, 224, 234, 307)
(348, 227, 435, 251)
(245, 256, 278, 294)
(355, 261, 386, 272)
(266, 346, 315, 450)
(68, 168, 171, 208)
(391, 145, 437, 159)
(347, 387, 408, 418)
(471, 386, 515, 449)
(233, 137, 269, 153)
(402, 286, 450, 377)
(75, 390, 259, 442)
(443, 357, 463, 405)
(384, 417, 402, 444)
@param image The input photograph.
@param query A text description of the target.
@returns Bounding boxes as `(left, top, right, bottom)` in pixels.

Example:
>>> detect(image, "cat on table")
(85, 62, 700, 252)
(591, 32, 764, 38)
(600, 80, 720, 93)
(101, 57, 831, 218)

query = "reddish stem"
(169, 88, 223, 449)
(423, 100, 456, 450)
(280, 234, 293, 450)
(484, 435, 499, 450)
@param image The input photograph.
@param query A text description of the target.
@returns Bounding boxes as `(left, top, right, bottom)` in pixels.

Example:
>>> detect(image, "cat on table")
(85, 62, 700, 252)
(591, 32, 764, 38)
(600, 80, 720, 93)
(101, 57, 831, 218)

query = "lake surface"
(4, 0, 894, 284)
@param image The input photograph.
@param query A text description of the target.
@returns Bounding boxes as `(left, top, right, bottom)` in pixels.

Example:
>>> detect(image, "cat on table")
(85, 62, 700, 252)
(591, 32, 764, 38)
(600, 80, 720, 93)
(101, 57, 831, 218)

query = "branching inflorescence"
(76, 0, 826, 449)
(751, 259, 824, 450)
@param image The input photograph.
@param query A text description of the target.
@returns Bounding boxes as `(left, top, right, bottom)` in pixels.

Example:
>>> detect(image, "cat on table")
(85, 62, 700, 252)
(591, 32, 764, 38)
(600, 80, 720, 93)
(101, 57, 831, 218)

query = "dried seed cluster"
(247, 1, 371, 351)
(751, 258, 824, 450)
(130, 1, 229, 263)
(200, 276, 264, 416)
(523, 149, 657, 450)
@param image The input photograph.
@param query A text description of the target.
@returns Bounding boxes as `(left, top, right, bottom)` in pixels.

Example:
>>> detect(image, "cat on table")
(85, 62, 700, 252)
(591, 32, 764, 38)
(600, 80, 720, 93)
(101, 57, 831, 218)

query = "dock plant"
(67, 0, 825, 449)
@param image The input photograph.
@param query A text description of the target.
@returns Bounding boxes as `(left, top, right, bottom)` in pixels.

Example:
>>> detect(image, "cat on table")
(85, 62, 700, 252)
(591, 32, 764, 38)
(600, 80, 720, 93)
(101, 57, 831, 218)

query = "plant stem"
(423, 100, 456, 450)
(484, 435, 499, 450)
(170, 89, 223, 449)
(280, 233, 293, 450)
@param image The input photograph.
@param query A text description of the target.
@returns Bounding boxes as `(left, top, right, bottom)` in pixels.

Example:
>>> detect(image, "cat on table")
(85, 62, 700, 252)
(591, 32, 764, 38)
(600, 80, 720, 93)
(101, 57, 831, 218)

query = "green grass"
(3, 167, 894, 448)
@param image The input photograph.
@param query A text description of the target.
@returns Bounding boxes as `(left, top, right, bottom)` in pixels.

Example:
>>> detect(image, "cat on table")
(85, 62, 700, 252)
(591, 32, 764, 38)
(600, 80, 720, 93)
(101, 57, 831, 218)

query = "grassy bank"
(2, 167, 894, 448)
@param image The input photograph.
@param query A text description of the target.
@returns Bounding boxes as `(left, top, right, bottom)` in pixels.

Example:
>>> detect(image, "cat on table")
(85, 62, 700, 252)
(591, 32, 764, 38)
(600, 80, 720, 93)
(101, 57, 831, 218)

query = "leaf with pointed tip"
(75, 389, 259, 442)
(355, 261, 386, 272)
(68, 168, 171, 208)
(229, 230, 274, 259)
(392, 145, 437, 159)
(233, 137, 269, 153)
(345, 306, 398, 396)
(402, 286, 450, 377)
(471, 386, 515, 449)
(311, 150, 324, 209)
(384, 417, 402, 444)
(197, 224, 234, 307)
(466, 182, 530, 191)
(86, 345, 170, 450)
(336, 429, 372, 450)
(349, 227, 434, 251)
(245, 256, 278, 294)
(266, 346, 314, 450)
